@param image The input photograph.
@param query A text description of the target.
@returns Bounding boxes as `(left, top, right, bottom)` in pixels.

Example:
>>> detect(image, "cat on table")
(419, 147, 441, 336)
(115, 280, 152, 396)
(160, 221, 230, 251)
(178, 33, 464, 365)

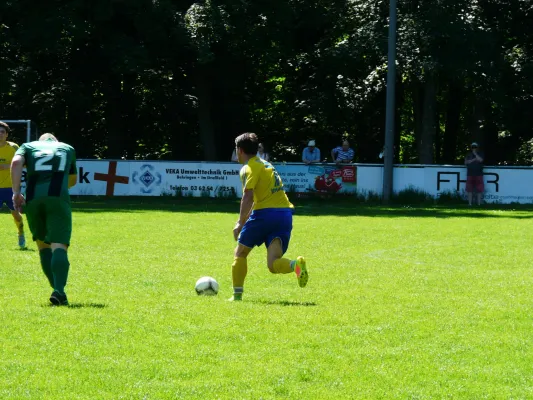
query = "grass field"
(1, 198, 533, 399)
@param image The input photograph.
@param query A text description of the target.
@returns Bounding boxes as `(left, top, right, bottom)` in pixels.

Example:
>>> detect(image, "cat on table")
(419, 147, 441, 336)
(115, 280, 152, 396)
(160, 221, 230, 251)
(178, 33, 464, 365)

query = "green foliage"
(1, 0, 532, 164)
(437, 190, 466, 205)
(392, 186, 434, 206)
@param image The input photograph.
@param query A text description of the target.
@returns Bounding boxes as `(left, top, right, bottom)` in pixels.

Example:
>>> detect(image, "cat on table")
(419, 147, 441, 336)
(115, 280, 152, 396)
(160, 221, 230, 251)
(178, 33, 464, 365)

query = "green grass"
(1, 198, 533, 399)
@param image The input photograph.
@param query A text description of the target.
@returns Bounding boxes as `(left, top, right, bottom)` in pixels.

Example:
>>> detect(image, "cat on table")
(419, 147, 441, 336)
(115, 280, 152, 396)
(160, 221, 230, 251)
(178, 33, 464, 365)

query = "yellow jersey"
(240, 156, 294, 210)
(0, 141, 19, 188)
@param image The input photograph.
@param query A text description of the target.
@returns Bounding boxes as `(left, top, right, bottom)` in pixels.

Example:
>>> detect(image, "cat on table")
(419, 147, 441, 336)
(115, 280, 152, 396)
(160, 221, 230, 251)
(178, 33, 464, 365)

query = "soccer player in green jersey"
(11, 133, 78, 306)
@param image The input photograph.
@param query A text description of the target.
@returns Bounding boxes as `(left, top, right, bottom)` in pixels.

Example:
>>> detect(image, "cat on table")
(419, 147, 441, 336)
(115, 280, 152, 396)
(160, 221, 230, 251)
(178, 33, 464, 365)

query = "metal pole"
(26, 120, 31, 143)
(382, 0, 398, 203)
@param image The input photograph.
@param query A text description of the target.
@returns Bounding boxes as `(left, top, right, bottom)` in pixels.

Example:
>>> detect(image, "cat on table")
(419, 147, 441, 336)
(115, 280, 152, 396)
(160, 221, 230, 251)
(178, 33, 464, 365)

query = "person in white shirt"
(257, 143, 270, 161)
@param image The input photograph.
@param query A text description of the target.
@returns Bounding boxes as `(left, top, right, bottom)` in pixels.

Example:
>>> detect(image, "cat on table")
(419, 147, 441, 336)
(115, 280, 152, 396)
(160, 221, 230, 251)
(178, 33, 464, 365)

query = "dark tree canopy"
(1, 0, 532, 165)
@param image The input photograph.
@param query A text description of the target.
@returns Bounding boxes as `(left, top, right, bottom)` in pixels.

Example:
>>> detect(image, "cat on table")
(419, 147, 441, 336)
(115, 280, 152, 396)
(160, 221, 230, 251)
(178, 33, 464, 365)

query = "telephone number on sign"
(216, 186, 235, 192)
(189, 186, 215, 191)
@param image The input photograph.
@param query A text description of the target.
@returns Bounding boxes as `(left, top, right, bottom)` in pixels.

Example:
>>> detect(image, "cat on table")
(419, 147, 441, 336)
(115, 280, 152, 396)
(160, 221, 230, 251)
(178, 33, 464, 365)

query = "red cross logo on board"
(94, 161, 130, 196)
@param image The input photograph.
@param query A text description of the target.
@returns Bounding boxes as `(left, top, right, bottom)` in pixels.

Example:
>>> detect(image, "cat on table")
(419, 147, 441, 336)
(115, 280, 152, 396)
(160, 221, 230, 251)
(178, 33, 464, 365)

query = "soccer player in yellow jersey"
(0, 122, 25, 248)
(230, 133, 308, 301)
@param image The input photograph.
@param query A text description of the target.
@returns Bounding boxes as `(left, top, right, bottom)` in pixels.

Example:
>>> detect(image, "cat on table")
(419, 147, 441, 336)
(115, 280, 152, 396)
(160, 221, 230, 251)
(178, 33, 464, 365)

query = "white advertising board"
(46, 160, 533, 204)
(357, 165, 533, 204)
(67, 161, 357, 197)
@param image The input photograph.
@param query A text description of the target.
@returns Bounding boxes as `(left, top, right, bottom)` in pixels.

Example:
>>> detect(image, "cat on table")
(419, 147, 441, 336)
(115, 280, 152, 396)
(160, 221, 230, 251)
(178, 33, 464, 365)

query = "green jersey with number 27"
(15, 140, 77, 202)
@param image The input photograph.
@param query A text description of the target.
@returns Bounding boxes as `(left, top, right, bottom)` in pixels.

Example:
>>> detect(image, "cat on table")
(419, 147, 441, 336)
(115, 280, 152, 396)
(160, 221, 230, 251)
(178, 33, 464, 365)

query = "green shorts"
(26, 197, 72, 245)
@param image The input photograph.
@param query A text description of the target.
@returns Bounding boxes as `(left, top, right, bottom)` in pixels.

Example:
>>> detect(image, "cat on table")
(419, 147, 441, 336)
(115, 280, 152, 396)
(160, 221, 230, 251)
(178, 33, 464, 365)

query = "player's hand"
(12, 192, 25, 212)
(233, 222, 243, 241)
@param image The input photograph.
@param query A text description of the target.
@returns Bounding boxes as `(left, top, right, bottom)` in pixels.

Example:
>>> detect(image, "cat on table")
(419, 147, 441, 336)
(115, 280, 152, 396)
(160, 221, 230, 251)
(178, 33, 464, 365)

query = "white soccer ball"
(195, 276, 219, 296)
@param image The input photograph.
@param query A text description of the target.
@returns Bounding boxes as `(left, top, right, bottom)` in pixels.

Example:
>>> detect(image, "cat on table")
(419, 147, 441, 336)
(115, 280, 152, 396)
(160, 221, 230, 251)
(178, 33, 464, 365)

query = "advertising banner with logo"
(49, 160, 532, 203)
(66, 161, 357, 197)
(69, 161, 243, 197)
(275, 164, 356, 195)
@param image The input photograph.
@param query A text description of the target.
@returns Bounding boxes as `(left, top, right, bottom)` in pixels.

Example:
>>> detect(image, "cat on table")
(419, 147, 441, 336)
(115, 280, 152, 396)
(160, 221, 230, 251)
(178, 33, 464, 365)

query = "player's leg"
(49, 243, 70, 305)
(11, 209, 26, 248)
(231, 211, 267, 301)
(267, 238, 293, 273)
(266, 210, 308, 288)
(36, 240, 54, 288)
(230, 244, 252, 301)
(267, 238, 308, 288)
(476, 176, 484, 206)
(25, 200, 54, 288)
(46, 199, 72, 306)
(466, 177, 474, 206)
(0, 188, 24, 247)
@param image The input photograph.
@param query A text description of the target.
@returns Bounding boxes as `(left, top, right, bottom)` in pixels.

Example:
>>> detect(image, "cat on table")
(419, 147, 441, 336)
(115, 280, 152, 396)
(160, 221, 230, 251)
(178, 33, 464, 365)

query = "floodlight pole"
(0, 119, 32, 142)
(382, 0, 398, 203)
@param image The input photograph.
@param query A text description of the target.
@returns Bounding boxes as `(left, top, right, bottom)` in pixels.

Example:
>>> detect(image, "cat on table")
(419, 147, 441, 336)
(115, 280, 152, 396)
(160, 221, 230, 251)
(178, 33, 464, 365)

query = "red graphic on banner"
(315, 175, 342, 193)
(329, 170, 343, 179)
(341, 166, 356, 183)
(94, 161, 130, 196)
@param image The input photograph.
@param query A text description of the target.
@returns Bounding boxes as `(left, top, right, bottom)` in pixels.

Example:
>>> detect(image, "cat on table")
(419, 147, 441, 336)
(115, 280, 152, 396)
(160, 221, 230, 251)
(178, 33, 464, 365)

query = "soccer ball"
(195, 276, 219, 296)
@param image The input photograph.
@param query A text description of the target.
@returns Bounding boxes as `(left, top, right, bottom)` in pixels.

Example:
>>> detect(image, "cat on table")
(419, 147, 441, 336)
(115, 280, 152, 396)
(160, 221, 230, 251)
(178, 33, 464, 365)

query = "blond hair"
(39, 133, 58, 141)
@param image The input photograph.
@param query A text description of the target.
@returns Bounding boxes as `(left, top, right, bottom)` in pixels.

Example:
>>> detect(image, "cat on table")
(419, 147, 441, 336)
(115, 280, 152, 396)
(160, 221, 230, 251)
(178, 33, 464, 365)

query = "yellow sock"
(14, 218, 24, 235)
(232, 257, 248, 292)
(272, 258, 293, 274)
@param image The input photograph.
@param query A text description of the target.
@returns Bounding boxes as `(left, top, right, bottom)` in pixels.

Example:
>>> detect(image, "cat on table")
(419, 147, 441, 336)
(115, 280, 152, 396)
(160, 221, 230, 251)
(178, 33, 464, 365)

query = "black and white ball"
(195, 276, 219, 296)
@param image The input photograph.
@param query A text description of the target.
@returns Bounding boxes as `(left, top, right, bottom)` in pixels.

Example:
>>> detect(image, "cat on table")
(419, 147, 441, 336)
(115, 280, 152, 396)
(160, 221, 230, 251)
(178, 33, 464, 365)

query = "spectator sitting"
(331, 140, 354, 165)
(302, 140, 321, 164)
(257, 143, 270, 161)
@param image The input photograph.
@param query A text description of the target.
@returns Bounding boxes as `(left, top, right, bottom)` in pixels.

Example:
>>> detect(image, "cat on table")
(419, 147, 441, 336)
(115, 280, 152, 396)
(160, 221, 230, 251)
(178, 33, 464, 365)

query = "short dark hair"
(0, 121, 10, 132)
(235, 133, 259, 155)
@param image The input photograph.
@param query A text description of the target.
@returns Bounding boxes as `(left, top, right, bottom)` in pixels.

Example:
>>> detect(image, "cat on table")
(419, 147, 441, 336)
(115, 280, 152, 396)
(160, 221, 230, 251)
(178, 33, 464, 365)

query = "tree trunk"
(394, 76, 404, 163)
(419, 72, 437, 164)
(413, 81, 424, 162)
(122, 73, 137, 159)
(435, 103, 442, 164)
(105, 74, 124, 159)
(196, 63, 217, 161)
(442, 80, 463, 164)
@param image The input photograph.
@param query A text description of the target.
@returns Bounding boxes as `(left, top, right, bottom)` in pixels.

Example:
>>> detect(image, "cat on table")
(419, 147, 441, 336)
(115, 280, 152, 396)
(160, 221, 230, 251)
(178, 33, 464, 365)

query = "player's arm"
(11, 154, 25, 193)
(233, 189, 253, 241)
(68, 149, 78, 188)
(68, 175, 77, 188)
(234, 165, 257, 240)
(238, 190, 254, 225)
(11, 154, 26, 211)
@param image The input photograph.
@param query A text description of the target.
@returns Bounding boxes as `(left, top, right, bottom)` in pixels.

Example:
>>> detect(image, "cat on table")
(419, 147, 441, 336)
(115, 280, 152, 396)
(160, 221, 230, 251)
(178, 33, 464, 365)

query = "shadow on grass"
(252, 299, 317, 307)
(67, 303, 107, 309)
(18, 247, 36, 252)
(69, 196, 533, 219)
(44, 303, 107, 309)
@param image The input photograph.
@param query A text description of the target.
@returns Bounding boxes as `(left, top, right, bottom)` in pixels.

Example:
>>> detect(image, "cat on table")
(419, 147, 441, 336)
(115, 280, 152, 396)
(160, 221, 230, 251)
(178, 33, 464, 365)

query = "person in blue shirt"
(331, 140, 354, 165)
(302, 140, 321, 164)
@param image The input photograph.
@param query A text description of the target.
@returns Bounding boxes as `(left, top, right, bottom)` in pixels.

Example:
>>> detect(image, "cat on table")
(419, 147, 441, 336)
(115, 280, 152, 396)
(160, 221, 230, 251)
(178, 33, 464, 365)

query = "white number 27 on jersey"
(35, 150, 67, 172)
